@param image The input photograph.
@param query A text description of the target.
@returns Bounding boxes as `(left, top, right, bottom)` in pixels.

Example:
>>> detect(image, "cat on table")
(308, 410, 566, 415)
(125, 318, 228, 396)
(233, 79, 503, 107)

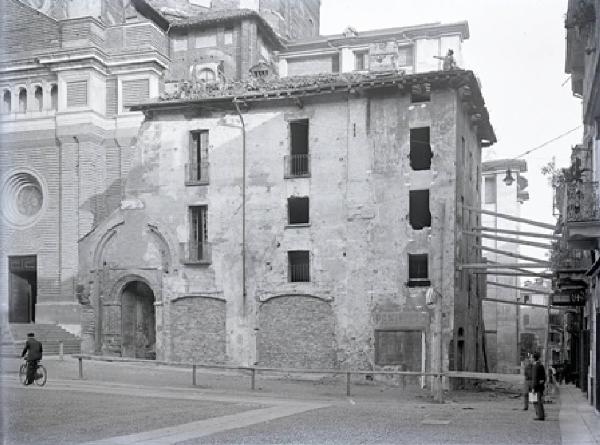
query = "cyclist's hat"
(27, 332, 35, 337)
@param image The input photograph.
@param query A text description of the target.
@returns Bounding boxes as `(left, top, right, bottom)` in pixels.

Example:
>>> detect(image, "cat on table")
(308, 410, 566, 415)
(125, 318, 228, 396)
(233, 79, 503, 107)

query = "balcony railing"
(180, 242, 211, 264)
(284, 154, 310, 178)
(289, 263, 310, 282)
(566, 181, 600, 222)
(185, 162, 209, 185)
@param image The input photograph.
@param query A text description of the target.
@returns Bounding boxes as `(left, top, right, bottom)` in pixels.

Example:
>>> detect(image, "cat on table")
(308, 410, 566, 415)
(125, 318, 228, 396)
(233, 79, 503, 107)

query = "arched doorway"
(121, 281, 155, 359)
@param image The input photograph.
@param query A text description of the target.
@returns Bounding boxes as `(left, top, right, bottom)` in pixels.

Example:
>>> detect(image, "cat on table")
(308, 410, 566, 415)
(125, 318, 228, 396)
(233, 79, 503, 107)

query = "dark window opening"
(287, 119, 309, 177)
(409, 189, 431, 229)
(408, 253, 430, 287)
(50, 84, 58, 111)
(410, 127, 432, 170)
(187, 130, 209, 184)
(18, 88, 27, 113)
(288, 196, 309, 224)
(410, 83, 430, 103)
(184, 206, 209, 263)
(2, 90, 11, 114)
(34, 86, 43, 111)
(288, 250, 310, 282)
(354, 51, 368, 70)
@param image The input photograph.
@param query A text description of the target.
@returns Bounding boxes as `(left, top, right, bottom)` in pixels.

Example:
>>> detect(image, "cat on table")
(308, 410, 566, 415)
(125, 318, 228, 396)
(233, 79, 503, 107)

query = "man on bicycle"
(21, 332, 42, 385)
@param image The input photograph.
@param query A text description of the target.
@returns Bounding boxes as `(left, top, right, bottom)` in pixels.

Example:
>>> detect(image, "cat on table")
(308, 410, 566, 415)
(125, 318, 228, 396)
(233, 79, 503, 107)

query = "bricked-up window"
(523, 314, 530, 326)
(287, 119, 310, 177)
(410, 127, 432, 170)
(196, 32, 217, 48)
(484, 177, 496, 204)
(188, 206, 208, 262)
(18, 88, 27, 113)
(375, 330, 422, 367)
(288, 197, 309, 224)
(409, 190, 431, 229)
(2, 90, 10, 114)
(34, 86, 43, 111)
(288, 250, 310, 282)
(50, 84, 58, 111)
(122, 79, 149, 111)
(66, 80, 87, 107)
(408, 254, 430, 287)
(187, 130, 209, 184)
(410, 83, 430, 103)
(354, 51, 369, 70)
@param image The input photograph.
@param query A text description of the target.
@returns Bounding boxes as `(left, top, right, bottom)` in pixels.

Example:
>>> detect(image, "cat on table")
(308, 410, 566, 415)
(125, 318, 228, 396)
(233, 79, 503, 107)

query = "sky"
(320, 0, 582, 261)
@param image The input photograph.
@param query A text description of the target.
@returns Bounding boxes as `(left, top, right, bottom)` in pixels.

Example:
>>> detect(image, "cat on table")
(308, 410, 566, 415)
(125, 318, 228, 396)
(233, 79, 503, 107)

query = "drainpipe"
(233, 99, 247, 316)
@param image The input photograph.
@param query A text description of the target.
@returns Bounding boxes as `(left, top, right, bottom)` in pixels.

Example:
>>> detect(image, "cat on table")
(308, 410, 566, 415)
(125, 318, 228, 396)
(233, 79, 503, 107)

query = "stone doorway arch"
(121, 280, 156, 359)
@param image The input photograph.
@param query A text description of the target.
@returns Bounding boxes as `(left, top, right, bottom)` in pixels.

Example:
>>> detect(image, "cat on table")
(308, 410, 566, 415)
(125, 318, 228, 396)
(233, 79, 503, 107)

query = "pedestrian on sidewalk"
(531, 352, 546, 421)
(522, 354, 533, 410)
(21, 332, 43, 385)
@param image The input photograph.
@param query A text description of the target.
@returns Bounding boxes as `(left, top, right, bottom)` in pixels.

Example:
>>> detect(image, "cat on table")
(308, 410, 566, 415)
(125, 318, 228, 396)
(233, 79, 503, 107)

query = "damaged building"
(1, 0, 496, 378)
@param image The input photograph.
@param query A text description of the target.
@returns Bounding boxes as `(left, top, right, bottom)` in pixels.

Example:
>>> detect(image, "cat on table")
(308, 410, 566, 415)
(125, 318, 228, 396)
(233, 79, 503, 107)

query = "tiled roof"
(132, 69, 496, 145)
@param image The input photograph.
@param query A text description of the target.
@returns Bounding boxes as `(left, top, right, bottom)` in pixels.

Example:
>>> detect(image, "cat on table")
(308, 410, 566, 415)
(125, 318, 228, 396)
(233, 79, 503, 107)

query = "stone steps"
(5, 323, 81, 356)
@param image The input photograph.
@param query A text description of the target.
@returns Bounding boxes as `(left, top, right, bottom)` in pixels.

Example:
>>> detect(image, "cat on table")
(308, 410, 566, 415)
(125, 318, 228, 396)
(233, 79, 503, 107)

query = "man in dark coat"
(531, 351, 546, 420)
(523, 355, 534, 410)
(21, 332, 43, 385)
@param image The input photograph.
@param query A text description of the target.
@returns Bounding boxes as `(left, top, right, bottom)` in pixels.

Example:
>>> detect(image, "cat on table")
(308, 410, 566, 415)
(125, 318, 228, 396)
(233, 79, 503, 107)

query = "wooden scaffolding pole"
(463, 231, 553, 250)
(460, 262, 550, 269)
(482, 297, 552, 309)
(486, 280, 553, 295)
(475, 245, 548, 263)
(462, 205, 556, 230)
(473, 226, 559, 240)
(472, 271, 553, 278)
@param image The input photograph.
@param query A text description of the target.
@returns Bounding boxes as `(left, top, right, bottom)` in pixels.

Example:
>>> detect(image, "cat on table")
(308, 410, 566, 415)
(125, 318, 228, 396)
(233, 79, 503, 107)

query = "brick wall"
(169, 297, 226, 363)
(0, 0, 60, 59)
(257, 296, 336, 369)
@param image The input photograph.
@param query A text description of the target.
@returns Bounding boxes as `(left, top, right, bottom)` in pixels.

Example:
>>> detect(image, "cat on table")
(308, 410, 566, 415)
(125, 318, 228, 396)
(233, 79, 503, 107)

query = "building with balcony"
(556, 0, 600, 411)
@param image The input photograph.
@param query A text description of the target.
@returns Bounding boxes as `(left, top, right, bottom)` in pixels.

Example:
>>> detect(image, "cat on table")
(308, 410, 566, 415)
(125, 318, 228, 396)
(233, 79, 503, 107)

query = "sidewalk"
(558, 384, 600, 445)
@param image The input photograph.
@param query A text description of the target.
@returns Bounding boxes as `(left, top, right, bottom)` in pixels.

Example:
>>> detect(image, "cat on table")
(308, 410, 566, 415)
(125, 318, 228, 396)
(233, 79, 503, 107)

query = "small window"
(224, 27, 233, 45)
(286, 119, 310, 177)
(34, 86, 43, 111)
(410, 83, 430, 103)
(408, 253, 430, 287)
(409, 189, 431, 230)
(332, 54, 340, 73)
(484, 177, 496, 204)
(50, 84, 58, 111)
(288, 250, 310, 282)
(410, 127, 432, 170)
(196, 32, 217, 48)
(288, 196, 309, 225)
(2, 90, 11, 113)
(354, 51, 368, 71)
(187, 130, 209, 185)
(523, 314, 530, 326)
(186, 205, 209, 263)
(18, 88, 27, 113)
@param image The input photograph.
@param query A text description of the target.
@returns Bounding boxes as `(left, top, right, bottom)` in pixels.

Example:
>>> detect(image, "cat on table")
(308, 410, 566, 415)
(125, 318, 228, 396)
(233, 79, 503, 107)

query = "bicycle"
(19, 359, 47, 386)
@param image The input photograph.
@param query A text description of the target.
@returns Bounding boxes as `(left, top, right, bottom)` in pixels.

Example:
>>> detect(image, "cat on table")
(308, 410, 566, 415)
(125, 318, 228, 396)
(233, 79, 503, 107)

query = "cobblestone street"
(2, 356, 595, 445)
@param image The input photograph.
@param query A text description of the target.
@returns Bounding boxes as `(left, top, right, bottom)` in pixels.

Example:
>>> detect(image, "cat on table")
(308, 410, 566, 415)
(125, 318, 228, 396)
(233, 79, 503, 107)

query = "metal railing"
(185, 162, 210, 185)
(179, 242, 211, 264)
(284, 154, 310, 178)
(289, 263, 310, 282)
(566, 181, 600, 222)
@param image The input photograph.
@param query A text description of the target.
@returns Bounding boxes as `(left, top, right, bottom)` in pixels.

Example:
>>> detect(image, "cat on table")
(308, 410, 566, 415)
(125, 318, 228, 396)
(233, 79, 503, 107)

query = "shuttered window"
(106, 78, 117, 116)
(122, 79, 149, 110)
(66, 80, 88, 107)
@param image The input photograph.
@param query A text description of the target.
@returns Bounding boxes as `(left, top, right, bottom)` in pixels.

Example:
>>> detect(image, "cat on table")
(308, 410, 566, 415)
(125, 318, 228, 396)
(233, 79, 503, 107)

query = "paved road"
(0, 356, 572, 445)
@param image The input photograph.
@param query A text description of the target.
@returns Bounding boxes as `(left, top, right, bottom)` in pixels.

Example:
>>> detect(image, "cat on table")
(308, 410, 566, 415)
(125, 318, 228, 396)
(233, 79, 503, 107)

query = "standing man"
(523, 354, 534, 410)
(531, 351, 546, 421)
(21, 332, 43, 385)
